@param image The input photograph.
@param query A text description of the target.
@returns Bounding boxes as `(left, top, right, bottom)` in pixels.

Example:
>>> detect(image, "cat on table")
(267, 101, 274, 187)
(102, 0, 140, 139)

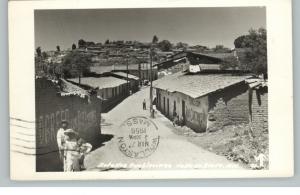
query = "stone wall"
(250, 87, 268, 137)
(206, 82, 250, 132)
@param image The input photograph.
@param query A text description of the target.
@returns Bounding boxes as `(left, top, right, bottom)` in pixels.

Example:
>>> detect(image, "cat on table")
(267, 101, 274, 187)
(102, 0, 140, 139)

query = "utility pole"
(126, 55, 129, 95)
(149, 47, 154, 118)
(78, 67, 82, 84)
(138, 62, 141, 87)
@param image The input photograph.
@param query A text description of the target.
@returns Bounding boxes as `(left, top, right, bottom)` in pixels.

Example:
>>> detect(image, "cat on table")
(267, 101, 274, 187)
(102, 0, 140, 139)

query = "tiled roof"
(60, 79, 89, 98)
(69, 76, 127, 89)
(111, 72, 139, 80)
(153, 71, 252, 99)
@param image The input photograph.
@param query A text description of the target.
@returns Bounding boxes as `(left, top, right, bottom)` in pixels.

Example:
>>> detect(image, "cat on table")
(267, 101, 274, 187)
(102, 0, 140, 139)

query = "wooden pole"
(150, 48, 154, 118)
(126, 55, 129, 94)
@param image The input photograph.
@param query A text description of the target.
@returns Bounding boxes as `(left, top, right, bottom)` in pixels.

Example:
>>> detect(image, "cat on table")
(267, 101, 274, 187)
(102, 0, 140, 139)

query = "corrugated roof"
(153, 72, 252, 99)
(69, 77, 127, 89)
(111, 72, 139, 80)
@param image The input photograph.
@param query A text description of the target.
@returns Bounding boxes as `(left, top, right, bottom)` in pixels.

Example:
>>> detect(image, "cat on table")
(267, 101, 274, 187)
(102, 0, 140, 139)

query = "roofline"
(153, 51, 225, 68)
(67, 77, 127, 89)
(154, 76, 252, 99)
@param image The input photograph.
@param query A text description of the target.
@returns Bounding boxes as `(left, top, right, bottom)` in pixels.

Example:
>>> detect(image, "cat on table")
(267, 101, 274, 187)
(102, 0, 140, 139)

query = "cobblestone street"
(85, 87, 244, 171)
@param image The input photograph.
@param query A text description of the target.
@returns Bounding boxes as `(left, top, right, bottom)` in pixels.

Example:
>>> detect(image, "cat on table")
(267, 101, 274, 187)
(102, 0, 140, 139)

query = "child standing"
(77, 138, 93, 170)
(63, 129, 81, 172)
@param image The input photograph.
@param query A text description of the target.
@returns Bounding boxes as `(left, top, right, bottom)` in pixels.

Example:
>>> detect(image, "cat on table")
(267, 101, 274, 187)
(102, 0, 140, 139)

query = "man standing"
(56, 120, 69, 171)
(143, 99, 146, 110)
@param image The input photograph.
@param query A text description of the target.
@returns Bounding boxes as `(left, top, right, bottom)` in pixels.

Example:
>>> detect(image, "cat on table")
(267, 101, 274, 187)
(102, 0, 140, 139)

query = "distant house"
(154, 51, 236, 77)
(68, 76, 128, 112)
(153, 71, 253, 133)
(35, 77, 101, 171)
(111, 64, 158, 82)
(107, 71, 140, 93)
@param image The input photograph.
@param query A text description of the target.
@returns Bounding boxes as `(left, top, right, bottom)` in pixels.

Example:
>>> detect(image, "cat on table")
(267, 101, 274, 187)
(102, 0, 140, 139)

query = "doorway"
(182, 100, 186, 125)
(163, 97, 166, 114)
(167, 98, 169, 117)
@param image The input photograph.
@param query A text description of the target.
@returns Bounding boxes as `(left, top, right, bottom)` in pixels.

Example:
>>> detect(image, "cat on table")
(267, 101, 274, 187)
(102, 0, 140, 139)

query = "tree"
(152, 35, 159, 44)
(78, 39, 86, 48)
(176, 42, 188, 49)
(42, 51, 48, 59)
(220, 56, 239, 70)
(212, 45, 231, 53)
(72, 43, 76, 50)
(234, 28, 267, 75)
(234, 35, 248, 48)
(158, 40, 172, 51)
(105, 39, 110, 44)
(56, 45, 60, 52)
(61, 51, 93, 79)
(85, 41, 95, 47)
(36, 47, 42, 57)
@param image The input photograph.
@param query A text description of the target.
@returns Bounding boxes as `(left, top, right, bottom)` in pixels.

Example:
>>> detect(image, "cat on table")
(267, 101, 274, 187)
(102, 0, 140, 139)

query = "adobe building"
(108, 71, 140, 93)
(69, 76, 129, 112)
(153, 71, 252, 133)
(35, 77, 101, 171)
(112, 64, 158, 82)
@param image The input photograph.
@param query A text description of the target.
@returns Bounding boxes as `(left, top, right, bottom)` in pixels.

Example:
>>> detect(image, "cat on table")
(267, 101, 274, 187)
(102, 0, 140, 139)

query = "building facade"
(35, 77, 101, 171)
(154, 72, 252, 133)
(69, 76, 129, 112)
(108, 72, 140, 93)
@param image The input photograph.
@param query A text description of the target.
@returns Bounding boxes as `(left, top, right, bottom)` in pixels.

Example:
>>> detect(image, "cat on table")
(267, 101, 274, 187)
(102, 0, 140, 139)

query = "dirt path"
(85, 87, 244, 171)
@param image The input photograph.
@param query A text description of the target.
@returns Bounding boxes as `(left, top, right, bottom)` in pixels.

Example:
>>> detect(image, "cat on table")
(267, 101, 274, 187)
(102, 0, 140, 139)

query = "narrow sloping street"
(85, 87, 244, 171)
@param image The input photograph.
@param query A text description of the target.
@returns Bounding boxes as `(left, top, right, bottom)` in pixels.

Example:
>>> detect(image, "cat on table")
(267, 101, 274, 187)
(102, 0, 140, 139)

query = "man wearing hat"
(56, 120, 69, 171)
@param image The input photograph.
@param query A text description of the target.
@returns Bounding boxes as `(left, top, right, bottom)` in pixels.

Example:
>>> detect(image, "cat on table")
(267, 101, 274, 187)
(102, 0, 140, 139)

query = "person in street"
(56, 120, 69, 170)
(172, 112, 178, 126)
(249, 149, 267, 170)
(63, 129, 93, 172)
(143, 99, 146, 110)
(254, 149, 267, 169)
(63, 129, 81, 172)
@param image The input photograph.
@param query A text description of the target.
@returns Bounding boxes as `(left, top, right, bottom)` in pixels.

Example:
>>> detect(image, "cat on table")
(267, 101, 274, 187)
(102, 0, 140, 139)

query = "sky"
(34, 7, 266, 51)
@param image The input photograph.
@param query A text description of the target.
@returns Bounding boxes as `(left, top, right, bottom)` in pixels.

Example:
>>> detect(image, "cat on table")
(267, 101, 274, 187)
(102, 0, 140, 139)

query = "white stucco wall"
(156, 88, 209, 133)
